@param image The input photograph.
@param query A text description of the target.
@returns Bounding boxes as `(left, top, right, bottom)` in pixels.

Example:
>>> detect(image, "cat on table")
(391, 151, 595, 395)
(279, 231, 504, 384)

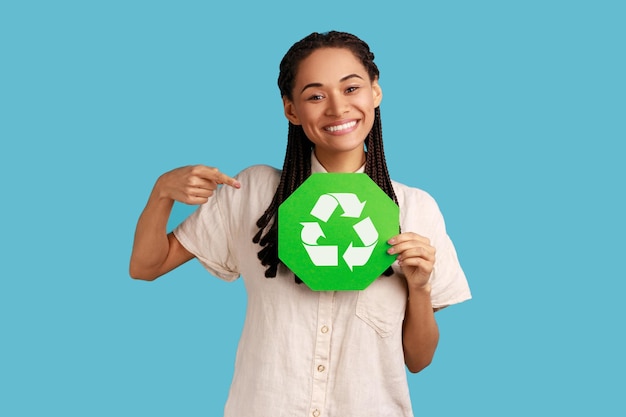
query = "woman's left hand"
(387, 232, 435, 291)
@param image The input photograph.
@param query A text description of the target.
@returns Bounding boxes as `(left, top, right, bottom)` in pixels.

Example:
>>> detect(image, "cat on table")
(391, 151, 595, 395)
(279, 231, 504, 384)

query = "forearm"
(129, 165, 238, 280)
(402, 285, 440, 373)
(129, 186, 175, 280)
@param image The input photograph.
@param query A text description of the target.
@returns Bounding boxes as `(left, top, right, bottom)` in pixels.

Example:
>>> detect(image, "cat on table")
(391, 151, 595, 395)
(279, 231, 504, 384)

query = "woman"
(130, 31, 471, 417)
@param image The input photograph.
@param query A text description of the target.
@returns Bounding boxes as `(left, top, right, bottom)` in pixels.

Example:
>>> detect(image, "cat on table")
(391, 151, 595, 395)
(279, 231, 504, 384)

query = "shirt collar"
(310, 151, 366, 174)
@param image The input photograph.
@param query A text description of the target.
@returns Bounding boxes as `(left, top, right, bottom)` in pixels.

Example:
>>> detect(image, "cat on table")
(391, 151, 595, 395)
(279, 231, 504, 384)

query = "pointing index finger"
(215, 171, 241, 189)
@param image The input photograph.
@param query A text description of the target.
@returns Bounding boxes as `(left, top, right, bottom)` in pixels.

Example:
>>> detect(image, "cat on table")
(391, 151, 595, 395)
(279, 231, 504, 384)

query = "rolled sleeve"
(173, 187, 240, 282)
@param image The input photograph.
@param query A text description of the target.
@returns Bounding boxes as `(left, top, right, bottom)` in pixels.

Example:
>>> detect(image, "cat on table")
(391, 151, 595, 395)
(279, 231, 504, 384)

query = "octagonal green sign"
(278, 173, 399, 291)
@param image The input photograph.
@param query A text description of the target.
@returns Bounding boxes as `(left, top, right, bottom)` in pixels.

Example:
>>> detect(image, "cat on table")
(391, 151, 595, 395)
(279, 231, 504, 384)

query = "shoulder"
(237, 164, 281, 177)
(233, 164, 281, 192)
(236, 164, 281, 183)
(195, 164, 280, 224)
(391, 179, 441, 215)
(236, 164, 281, 181)
(390, 178, 448, 238)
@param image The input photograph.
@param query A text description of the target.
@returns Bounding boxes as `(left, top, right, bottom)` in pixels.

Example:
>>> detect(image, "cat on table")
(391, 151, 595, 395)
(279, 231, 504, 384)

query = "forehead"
(294, 47, 369, 85)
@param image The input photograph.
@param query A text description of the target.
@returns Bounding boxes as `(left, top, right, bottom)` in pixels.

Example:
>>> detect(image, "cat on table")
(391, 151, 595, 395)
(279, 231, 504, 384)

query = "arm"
(387, 233, 439, 373)
(129, 165, 240, 281)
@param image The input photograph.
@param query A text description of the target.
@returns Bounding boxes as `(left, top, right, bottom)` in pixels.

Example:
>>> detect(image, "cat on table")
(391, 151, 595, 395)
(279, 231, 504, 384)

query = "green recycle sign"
(278, 173, 399, 291)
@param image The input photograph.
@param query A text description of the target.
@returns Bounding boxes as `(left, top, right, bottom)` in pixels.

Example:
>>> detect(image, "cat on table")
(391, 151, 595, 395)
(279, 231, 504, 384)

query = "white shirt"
(174, 154, 471, 417)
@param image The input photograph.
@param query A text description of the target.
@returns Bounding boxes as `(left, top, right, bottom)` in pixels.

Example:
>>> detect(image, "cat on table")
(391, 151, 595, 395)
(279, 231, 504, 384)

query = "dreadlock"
(253, 31, 399, 281)
(252, 123, 312, 279)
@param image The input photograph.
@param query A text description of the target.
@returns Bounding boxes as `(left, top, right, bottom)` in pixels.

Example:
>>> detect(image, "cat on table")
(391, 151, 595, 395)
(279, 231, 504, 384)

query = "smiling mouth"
(324, 120, 357, 133)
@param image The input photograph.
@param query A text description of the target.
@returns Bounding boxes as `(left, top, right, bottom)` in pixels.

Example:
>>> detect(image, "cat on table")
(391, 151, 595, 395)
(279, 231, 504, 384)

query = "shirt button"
(317, 365, 325, 372)
(321, 326, 329, 334)
(312, 410, 321, 417)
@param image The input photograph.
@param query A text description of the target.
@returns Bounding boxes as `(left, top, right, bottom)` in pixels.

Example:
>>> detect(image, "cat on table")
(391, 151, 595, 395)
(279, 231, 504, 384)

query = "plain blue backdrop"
(1, 1, 624, 415)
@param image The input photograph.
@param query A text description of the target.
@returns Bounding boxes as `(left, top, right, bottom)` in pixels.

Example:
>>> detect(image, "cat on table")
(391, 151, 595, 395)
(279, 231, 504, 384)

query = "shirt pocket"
(355, 274, 407, 338)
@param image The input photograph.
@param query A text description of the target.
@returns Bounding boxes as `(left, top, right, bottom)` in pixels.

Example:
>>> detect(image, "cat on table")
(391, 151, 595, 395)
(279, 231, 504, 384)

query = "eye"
(345, 86, 360, 94)
(307, 94, 324, 101)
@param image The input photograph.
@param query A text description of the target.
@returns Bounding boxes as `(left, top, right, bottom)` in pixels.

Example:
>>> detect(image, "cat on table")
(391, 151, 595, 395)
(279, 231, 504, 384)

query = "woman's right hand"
(155, 165, 241, 205)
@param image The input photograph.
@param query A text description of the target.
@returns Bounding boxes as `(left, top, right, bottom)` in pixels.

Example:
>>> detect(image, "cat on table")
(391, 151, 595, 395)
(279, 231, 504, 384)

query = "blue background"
(1, 0, 624, 415)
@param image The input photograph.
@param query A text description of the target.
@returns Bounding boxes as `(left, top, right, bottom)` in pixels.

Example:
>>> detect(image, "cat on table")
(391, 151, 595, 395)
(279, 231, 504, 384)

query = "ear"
(282, 97, 301, 125)
(371, 78, 383, 107)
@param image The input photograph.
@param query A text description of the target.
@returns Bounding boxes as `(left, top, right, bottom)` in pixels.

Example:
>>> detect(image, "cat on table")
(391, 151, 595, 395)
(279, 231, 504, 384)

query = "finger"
(172, 186, 215, 204)
(388, 232, 430, 246)
(194, 166, 236, 186)
(187, 176, 218, 191)
(396, 247, 436, 265)
(387, 240, 434, 257)
(175, 192, 211, 205)
(186, 186, 215, 199)
(189, 166, 241, 189)
(398, 257, 434, 275)
(396, 244, 435, 257)
(393, 251, 435, 269)
(213, 171, 241, 189)
(182, 195, 211, 205)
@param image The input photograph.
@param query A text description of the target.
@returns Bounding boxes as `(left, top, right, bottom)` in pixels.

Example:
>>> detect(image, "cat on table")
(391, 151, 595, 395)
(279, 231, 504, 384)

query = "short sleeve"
(394, 182, 471, 308)
(173, 185, 240, 282)
(428, 212, 471, 308)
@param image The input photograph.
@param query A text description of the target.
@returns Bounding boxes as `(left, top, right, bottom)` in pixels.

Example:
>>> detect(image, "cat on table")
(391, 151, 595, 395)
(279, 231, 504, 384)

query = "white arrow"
(329, 193, 366, 218)
(304, 244, 339, 266)
(352, 217, 378, 246)
(343, 242, 377, 271)
(310, 194, 339, 222)
(300, 222, 326, 245)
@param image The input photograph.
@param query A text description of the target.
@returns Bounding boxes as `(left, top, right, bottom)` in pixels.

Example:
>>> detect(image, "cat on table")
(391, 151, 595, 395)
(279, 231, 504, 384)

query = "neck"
(314, 148, 366, 173)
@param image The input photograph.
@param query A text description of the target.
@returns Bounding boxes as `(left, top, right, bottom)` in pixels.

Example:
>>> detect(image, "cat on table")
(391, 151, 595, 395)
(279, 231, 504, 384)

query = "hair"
(253, 31, 398, 282)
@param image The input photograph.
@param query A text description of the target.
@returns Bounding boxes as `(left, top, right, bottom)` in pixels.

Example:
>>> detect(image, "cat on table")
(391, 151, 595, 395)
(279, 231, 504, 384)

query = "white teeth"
(325, 121, 357, 132)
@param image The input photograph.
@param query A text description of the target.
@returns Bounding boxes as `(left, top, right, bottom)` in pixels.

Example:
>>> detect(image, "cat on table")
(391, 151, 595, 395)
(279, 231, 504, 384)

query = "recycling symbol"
(301, 193, 378, 271)
(278, 173, 399, 291)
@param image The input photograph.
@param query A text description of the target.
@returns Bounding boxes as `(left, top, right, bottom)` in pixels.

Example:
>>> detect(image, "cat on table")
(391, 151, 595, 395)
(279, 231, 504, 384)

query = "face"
(283, 47, 383, 172)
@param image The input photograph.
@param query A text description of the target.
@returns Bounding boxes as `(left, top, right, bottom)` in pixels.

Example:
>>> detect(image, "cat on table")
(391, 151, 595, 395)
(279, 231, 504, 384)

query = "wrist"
(408, 283, 432, 297)
(152, 175, 175, 203)
(147, 184, 176, 214)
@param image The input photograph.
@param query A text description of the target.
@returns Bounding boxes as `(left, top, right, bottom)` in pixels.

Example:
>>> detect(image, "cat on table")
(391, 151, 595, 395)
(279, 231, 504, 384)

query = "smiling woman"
(282, 48, 382, 172)
(129, 30, 471, 417)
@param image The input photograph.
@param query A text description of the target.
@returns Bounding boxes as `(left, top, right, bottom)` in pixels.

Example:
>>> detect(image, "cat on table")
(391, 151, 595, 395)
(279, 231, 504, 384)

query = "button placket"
(309, 291, 334, 415)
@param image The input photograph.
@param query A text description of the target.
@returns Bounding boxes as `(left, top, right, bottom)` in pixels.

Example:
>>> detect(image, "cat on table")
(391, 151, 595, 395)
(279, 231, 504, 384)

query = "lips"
(324, 120, 357, 133)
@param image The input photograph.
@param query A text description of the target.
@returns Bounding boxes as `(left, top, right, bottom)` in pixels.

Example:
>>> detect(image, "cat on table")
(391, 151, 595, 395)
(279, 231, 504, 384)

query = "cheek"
(300, 124, 319, 141)
(298, 109, 320, 128)
(361, 95, 377, 108)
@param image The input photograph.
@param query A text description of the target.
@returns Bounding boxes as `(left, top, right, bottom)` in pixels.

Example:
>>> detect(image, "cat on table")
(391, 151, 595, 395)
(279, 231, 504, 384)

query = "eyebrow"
(300, 73, 365, 94)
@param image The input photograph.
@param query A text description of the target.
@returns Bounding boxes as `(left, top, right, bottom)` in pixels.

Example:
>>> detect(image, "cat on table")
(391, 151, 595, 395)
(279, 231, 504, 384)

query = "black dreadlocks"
(253, 31, 398, 282)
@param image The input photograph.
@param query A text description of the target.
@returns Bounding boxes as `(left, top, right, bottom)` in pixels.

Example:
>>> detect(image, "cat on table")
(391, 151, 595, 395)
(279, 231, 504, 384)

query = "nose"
(325, 94, 349, 118)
